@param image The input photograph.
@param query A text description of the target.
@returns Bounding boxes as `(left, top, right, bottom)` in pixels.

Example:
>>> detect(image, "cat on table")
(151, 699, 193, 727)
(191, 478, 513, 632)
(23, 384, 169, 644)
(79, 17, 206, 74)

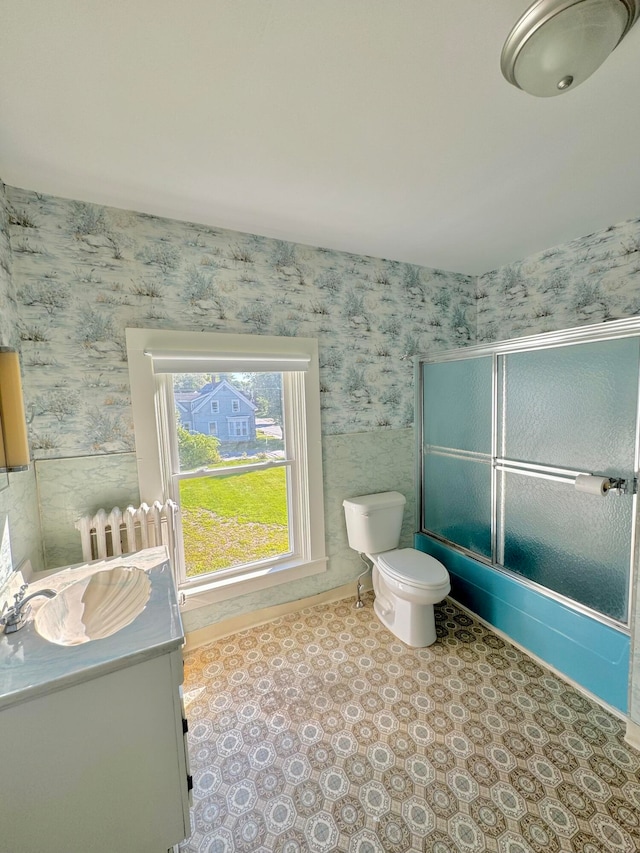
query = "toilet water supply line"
(355, 553, 371, 609)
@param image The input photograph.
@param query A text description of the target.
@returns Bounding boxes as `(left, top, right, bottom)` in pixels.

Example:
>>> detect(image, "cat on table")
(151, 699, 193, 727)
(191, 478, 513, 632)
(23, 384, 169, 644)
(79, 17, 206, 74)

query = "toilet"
(343, 491, 450, 647)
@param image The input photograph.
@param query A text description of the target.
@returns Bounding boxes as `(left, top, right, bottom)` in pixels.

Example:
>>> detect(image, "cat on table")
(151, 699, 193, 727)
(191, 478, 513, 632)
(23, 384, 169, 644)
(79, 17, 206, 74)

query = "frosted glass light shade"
(502, 0, 637, 97)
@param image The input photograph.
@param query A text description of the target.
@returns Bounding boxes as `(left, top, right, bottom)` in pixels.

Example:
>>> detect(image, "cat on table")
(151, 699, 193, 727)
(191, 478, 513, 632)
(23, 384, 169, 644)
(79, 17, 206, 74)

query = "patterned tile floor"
(179, 595, 640, 852)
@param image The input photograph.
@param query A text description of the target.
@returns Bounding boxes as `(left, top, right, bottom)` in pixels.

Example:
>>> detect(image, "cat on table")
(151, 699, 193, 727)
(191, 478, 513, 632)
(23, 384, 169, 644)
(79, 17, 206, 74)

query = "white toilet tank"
(343, 491, 406, 554)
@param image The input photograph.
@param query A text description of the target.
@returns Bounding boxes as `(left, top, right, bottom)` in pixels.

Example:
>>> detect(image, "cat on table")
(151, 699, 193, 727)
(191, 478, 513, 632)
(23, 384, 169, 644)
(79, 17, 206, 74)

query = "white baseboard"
(626, 719, 640, 751)
(184, 575, 373, 651)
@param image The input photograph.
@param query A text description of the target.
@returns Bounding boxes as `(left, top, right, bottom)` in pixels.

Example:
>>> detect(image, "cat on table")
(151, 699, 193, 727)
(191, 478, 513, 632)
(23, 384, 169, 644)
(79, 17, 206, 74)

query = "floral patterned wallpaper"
(5, 186, 474, 459)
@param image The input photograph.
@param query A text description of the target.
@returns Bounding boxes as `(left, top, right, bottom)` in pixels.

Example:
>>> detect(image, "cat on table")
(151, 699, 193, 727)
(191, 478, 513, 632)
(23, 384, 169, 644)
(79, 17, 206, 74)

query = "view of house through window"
(172, 371, 291, 578)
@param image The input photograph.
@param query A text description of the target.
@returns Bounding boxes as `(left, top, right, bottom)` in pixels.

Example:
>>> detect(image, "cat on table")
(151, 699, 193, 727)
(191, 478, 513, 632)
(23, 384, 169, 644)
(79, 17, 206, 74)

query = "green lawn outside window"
(179, 467, 289, 576)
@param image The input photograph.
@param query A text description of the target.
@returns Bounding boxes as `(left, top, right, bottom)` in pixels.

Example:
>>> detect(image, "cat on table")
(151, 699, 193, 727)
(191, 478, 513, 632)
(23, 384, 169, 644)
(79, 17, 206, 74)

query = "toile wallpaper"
(1, 183, 474, 624)
(6, 186, 474, 459)
(3, 180, 640, 721)
(0, 181, 42, 576)
(476, 216, 640, 341)
(0, 180, 18, 348)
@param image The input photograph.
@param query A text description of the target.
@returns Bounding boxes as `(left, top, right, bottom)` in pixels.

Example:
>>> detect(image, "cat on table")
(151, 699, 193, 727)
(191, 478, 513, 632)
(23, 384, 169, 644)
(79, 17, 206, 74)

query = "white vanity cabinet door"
(1, 650, 191, 853)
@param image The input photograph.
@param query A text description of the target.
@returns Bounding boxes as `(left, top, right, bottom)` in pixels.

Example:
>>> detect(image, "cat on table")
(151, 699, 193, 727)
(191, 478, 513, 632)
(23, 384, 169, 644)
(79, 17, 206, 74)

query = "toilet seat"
(377, 548, 449, 589)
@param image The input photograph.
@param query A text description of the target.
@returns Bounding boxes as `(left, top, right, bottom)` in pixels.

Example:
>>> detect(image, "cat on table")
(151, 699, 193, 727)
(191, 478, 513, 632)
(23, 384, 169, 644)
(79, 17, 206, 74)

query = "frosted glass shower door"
(497, 337, 640, 623)
(422, 357, 493, 557)
(499, 338, 639, 472)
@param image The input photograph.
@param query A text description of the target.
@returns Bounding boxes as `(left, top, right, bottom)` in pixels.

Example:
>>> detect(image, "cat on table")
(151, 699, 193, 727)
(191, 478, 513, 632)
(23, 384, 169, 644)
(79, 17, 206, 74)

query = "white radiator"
(75, 500, 179, 565)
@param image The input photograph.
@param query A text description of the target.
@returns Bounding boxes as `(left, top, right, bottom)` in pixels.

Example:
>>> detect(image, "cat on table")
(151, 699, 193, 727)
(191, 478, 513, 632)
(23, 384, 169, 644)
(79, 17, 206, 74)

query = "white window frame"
(210, 399, 219, 413)
(208, 421, 218, 436)
(126, 328, 327, 607)
(231, 398, 240, 413)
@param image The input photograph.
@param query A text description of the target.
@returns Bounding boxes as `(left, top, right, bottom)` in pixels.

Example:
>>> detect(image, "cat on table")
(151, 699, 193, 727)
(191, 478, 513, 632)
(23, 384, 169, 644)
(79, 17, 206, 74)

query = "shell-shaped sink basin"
(35, 566, 152, 646)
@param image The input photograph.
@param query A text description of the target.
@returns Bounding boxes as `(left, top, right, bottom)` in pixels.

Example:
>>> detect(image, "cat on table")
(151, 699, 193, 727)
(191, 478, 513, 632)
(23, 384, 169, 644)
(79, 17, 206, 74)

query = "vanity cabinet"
(0, 548, 191, 853)
(2, 648, 190, 853)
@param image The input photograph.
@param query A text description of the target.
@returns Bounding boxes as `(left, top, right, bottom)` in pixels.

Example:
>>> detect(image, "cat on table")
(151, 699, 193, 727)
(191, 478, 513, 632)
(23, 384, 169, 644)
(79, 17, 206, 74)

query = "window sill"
(178, 556, 328, 611)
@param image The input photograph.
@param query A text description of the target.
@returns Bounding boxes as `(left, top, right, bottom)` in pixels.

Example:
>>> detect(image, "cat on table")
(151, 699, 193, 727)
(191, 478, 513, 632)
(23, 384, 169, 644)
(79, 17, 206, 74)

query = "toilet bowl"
(370, 548, 450, 647)
(343, 492, 451, 647)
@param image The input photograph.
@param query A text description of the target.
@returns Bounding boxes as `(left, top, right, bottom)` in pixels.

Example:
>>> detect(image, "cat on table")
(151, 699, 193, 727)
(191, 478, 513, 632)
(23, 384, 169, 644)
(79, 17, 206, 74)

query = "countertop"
(0, 546, 184, 710)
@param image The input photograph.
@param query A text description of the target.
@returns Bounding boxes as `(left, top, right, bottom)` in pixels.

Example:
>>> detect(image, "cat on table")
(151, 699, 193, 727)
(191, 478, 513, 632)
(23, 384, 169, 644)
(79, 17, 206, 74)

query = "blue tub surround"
(415, 533, 630, 714)
(0, 546, 184, 710)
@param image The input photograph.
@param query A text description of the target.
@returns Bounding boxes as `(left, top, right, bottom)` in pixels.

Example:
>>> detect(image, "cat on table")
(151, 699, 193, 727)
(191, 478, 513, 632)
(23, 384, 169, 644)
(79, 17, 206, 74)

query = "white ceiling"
(1, 1, 639, 275)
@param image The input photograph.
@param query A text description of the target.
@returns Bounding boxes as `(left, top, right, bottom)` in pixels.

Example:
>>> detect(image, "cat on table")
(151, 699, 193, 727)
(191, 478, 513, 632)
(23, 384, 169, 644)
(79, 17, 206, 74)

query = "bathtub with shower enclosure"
(415, 317, 640, 713)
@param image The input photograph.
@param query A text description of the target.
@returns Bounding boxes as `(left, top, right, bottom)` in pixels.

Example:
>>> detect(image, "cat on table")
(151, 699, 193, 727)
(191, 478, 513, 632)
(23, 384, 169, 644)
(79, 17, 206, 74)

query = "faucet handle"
(13, 584, 28, 606)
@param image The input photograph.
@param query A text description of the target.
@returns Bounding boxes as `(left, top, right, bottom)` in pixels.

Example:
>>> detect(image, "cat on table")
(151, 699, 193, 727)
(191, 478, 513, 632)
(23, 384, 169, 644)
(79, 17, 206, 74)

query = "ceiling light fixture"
(501, 0, 638, 96)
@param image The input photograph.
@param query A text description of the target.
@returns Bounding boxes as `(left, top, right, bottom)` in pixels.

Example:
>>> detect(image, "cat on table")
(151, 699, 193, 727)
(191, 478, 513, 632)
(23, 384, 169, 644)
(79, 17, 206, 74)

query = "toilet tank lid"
(343, 491, 406, 512)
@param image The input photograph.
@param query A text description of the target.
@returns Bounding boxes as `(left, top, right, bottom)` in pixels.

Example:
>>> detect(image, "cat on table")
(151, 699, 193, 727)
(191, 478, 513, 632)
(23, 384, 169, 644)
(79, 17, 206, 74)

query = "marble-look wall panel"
(33, 429, 415, 619)
(182, 427, 415, 633)
(0, 468, 44, 573)
(35, 453, 140, 568)
(6, 185, 474, 458)
(322, 427, 416, 583)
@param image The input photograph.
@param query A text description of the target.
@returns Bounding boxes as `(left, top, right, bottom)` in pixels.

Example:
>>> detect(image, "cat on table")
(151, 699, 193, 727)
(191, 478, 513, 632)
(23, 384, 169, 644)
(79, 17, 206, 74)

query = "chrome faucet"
(1, 584, 57, 634)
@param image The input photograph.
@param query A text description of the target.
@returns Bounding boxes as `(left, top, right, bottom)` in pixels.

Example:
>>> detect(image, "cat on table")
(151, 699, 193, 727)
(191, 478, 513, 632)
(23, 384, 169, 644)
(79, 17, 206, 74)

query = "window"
(228, 417, 248, 437)
(126, 329, 326, 604)
(231, 398, 240, 412)
(208, 422, 218, 436)
(211, 400, 219, 413)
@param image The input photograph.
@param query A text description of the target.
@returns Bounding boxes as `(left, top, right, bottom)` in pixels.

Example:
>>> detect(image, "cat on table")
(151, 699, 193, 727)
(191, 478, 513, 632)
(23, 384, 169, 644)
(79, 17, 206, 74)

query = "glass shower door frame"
(418, 316, 640, 631)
